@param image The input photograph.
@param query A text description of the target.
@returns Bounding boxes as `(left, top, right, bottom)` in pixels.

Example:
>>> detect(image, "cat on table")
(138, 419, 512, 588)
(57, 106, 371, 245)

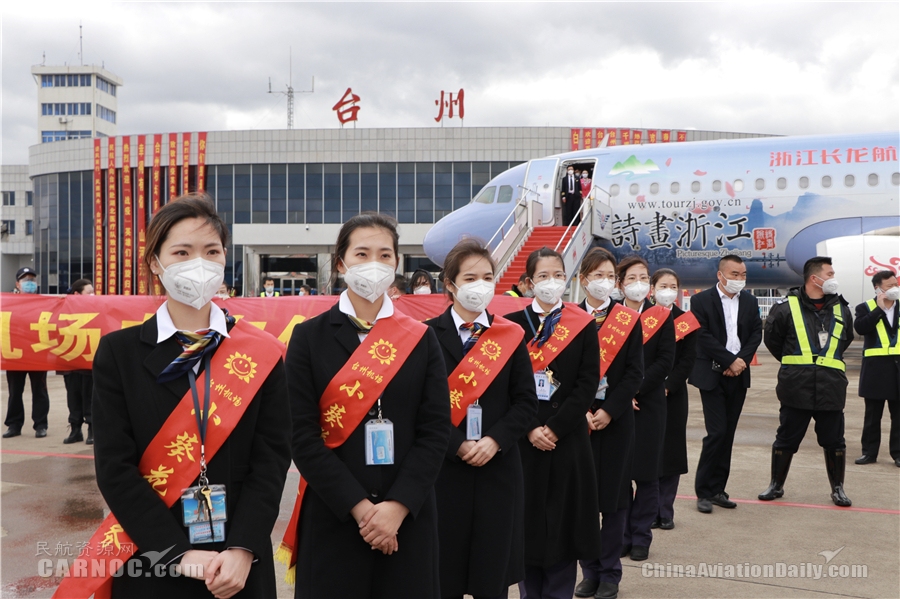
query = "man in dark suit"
(561, 165, 582, 225)
(853, 270, 900, 467)
(689, 255, 762, 513)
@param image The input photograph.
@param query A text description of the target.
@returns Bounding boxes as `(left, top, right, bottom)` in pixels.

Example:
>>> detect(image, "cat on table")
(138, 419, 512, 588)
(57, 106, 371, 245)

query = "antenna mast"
(79, 22, 83, 65)
(267, 47, 313, 130)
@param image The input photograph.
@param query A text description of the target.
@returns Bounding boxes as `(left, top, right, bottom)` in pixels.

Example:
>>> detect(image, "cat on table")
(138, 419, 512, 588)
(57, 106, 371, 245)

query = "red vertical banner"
(182, 132, 191, 194)
(661, 130, 671, 143)
(632, 130, 642, 145)
(121, 137, 133, 295)
(596, 128, 605, 145)
(197, 132, 208, 192)
(570, 128, 580, 151)
(608, 129, 617, 146)
(648, 130, 658, 144)
(93, 139, 104, 295)
(583, 128, 593, 149)
(107, 137, 118, 295)
(152, 134, 162, 214)
(677, 131, 687, 142)
(137, 136, 148, 295)
(168, 134, 178, 200)
(621, 129, 631, 145)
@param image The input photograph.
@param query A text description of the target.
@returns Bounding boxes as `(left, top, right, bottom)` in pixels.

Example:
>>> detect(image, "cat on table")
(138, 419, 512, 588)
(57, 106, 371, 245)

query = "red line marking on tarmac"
(676, 494, 900, 515)
(1, 449, 95, 459)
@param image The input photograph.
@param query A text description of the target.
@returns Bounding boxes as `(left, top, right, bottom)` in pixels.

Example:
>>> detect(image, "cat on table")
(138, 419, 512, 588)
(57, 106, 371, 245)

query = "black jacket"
(426, 308, 537, 597)
(661, 305, 698, 477)
(765, 287, 854, 411)
(854, 299, 899, 401)
(561, 173, 583, 203)
(688, 286, 762, 390)
(92, 316, 291, 599)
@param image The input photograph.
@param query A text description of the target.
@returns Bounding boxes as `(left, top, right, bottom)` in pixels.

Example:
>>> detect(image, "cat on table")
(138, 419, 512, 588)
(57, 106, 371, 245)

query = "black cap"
(16, 267, 37, 281)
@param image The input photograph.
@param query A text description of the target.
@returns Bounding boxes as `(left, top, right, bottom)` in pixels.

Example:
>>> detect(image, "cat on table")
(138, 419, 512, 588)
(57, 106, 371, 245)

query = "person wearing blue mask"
(3, 267, 51, 439)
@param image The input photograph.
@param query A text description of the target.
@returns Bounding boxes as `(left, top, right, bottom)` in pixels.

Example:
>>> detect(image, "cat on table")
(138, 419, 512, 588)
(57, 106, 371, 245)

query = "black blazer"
(561, 173, 583, 203)
(688, 286, 762, 390)
(854, 300, 899, 401)
(92, 316, 291, 599)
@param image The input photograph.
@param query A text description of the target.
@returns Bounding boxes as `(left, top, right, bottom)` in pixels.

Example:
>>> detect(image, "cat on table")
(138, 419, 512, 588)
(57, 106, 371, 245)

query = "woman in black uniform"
(425, 238, 538, 599)
(575, 248, 644, 599)
(285, 213, 450, 599)
(651, 268, 698, 531)
(617, 256, 675, 563)
(503, 247, 601, 599)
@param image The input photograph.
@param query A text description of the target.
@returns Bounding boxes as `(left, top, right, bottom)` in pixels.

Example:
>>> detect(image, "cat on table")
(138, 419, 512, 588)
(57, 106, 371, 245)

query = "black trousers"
(4, 371, 50, 431)
(694, 376, 746, 499)
(773, 405, 845, 453)
(64, 372, 93, 428)
(860, 398, 900, 459)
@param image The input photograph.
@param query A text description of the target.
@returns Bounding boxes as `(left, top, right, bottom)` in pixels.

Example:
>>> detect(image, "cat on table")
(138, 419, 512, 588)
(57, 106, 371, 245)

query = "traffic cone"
(750, 353, 761, 366)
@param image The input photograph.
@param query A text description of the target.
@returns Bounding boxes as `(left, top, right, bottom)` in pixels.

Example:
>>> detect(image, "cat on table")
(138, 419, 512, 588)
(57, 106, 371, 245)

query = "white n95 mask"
(586, 278, 615, 302)
(654, 288, 678, 307)
(624, 281, 650, 302)
(533, 279, 566, 305)
(157, 256, 225, 310)
(343, 261, 396, 303)
(455, 280, 495, 313)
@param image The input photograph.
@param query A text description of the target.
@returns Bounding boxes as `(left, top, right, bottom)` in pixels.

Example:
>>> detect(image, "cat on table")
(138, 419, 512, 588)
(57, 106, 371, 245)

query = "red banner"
(197, 132, 207, 192)
(621, 129, 631, 145)
(632, 130, 642, 145)
(648, 130, 658, 144)
(122, 138, 133, 295)
(608, 129, 617, 146)
(107, 138, 118, 295)
(583, 128, 593, 150)
(0, 294, 532, 371)
(595, 128, 605, 146)
(136, 136, 148, 294)
(93, 139, 104, 295)
(151, 134, 162, 213)
(662, 130, 671, 143)
(182, 132, 191, 194)
(168, 135, 178, 200)
(570, 128, 581, 151)
(677, 130, 687, 142)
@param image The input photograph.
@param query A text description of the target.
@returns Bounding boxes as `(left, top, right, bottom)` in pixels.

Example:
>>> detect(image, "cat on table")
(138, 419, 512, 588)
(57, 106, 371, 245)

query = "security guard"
(759, 256, 854, 507)
(853, 270, 900, 467)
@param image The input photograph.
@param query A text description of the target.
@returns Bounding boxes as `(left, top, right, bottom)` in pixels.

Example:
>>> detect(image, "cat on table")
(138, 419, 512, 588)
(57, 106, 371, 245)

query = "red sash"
(527, 303, 595, 373)
(276, 311, 427, 584)
(595, 303, 641, 379)
(447, 315, 522, 426)
(674, 311, 701, 342)
(53, 321, 283, 599)
(641, 305, 671, 344)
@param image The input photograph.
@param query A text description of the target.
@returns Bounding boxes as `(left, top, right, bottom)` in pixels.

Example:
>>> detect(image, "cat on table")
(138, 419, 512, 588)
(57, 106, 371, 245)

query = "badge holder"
(466, 400, 483, 440)
(366, 396, 395, 465)
(534, 368, 560, 401)
(818, 329, 829, 349)
(595, 375, 609, 401)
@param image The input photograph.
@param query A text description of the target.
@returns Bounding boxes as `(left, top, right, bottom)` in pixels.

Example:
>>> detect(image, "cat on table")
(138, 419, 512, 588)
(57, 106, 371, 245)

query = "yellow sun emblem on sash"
(552, 325, 570, 342)
(645, 316, 659, 329)
(480, 339, 502, 361)
(677, 321, 690, 333)
(616, 311, 632, 325)
(225, 352, 257, 383)
(368, 338, 397, 365)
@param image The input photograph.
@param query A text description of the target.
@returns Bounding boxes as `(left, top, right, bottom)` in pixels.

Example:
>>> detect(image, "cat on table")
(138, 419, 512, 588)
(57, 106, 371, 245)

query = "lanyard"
(187, 353, 212, 486)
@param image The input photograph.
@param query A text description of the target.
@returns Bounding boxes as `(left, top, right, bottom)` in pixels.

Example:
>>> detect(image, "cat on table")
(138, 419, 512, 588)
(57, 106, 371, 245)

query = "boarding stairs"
(493, 227, 576, 293)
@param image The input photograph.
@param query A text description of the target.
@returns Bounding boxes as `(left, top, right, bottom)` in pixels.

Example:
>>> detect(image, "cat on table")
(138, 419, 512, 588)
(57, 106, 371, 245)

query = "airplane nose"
(423, 204, 475, 266)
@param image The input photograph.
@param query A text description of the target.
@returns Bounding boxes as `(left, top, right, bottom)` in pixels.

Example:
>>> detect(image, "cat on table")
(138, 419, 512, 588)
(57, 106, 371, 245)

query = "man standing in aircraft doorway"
(561, 165, 582, 225)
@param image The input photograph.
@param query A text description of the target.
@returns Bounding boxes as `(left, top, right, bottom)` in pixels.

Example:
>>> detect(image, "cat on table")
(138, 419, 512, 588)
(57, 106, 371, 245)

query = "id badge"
(535, 372, 551, 401)
(818, 330, 829, 348)
(189, 521, 225, 544)
(466, 404, 483, 440)
(365, 419, 395, 465)
(596, 376, 609, 401)
(181, 484, 227, 526)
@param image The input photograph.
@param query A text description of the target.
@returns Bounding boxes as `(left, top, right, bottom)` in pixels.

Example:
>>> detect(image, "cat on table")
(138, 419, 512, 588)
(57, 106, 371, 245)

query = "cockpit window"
(497, 185, 514, 203)
(473, 186, 497, 204)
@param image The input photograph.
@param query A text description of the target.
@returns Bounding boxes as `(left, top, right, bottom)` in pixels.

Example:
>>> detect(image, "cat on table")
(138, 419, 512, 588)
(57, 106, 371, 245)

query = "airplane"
(423, 131, 900, 304)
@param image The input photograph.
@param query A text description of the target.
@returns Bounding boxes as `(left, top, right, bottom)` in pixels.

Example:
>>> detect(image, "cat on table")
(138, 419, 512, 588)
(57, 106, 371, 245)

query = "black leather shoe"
(595, 582, 619, 599)
(658, 517, 675, 530)
(630, 546, 649, 561)
(854, 454, 877, 465)
(35, 427, 48, 438)
(710, 492, 737, 508)
(2, 427, 21, 438)
(650, 517, 660, 529)
(85, 425, 93, 446)
(895, 458, 900, 468)
(620, 544, 632, 557)
(63, 426, 83, 444)
(574, 578, 599, 598)
(697, 498, 712, 513)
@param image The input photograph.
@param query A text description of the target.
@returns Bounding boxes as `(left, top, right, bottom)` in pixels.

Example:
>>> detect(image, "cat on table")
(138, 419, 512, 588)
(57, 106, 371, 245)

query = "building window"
(1, 220, 14, 236)
(27, 191, 33, 206)
(868, 173, 879, 186)
(97, 105, 116, 124)
(26, 220, 33, 235)
(96, 77, 117, 96)
(1, 191, 14, 206)
(41, 74, 52, 87)
(799, 176, 809, 189)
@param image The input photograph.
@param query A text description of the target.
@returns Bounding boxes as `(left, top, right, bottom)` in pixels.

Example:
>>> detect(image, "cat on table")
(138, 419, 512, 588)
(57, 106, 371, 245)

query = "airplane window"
(868, 173, 878, 186)
(733, 179, 744, 192)
(822, 176, 832, 188)
(649, 182, 659, 195)
(670, 182, 680, 193)
(497, 185, 514, 203)
(755, 178, 765, 191)
(777, 177, 786, 190)
(799, 176, 809, 189)
(691, 181, 700, 193)
(844, 175, 854, 187)
(712, 180, 722, 192)
(629, 183, 639, 196)
(473, 185, 496, 204)
(610, 184, 620, 196)
(893, 172, 899, 185)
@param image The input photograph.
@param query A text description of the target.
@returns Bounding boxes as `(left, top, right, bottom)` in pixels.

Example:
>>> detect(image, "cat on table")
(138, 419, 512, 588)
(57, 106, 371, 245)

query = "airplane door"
(522, 158, 559, 226)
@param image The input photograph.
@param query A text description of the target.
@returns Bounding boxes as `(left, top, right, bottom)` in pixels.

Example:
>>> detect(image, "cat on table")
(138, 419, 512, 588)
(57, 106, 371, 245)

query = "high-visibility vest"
(863, 299, 900, 357)
(260, 291, 280, 297)
(781, 296, 846, 371)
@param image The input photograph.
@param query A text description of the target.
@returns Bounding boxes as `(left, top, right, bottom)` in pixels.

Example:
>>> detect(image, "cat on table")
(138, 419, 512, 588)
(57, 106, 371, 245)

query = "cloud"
(2, 2, 897, 164)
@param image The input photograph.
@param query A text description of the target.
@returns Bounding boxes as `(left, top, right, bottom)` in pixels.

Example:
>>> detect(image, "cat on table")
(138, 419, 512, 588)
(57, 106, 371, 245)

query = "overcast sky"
(2, 2, 898, 164)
